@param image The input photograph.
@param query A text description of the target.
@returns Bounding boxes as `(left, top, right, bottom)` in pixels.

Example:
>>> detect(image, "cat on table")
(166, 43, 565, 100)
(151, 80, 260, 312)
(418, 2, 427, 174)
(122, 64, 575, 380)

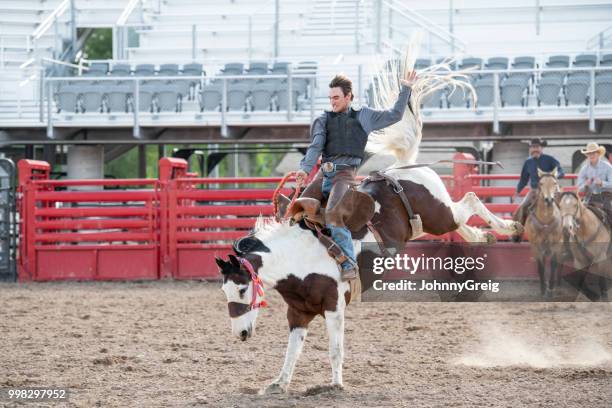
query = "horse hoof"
(485, 232, 497, 244)
(259, 382, 287, 395)
(512, 222, 524, 236)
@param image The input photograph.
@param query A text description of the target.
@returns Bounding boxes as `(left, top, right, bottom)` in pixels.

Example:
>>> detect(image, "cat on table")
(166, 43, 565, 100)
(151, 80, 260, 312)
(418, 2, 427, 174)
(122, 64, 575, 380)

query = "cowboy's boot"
(340, 259, 359, 281)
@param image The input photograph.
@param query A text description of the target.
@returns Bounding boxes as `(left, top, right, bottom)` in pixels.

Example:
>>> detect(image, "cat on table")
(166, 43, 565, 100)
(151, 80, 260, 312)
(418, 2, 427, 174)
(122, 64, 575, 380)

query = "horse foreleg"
(453, 192, 522, 237)
(261, 308, 314, 394)
(324, 309, 345, 388)
(536, 257, 546, 296)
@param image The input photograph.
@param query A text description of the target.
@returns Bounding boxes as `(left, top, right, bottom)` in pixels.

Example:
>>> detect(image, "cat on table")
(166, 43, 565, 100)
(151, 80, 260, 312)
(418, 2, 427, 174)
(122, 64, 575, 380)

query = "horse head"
(536, 168, 560, 207)
(558, 191, 581, 238)
(215, 252, 265, 341)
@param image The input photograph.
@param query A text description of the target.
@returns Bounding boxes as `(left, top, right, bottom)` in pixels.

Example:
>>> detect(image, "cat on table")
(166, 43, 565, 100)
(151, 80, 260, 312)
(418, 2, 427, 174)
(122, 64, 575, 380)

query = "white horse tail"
(365, 34, 477, 165)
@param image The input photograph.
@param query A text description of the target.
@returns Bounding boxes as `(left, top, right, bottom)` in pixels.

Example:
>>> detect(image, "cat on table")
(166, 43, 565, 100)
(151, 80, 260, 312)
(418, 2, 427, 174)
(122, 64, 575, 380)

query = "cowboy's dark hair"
(329, 74, 354, 100)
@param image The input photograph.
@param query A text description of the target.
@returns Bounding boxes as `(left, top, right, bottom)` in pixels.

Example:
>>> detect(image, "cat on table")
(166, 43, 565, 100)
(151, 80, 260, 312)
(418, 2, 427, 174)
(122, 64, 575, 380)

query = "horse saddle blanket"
(287, 188, 376, 233)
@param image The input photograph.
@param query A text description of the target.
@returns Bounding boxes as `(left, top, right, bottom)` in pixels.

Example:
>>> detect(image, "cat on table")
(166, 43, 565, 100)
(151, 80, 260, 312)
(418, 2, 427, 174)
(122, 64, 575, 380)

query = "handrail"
(383, 0, 467, 52)
(117, 0, 145, 26)
(587, 24, 612, 50)
(42, 57, 88, 71)
(31, 0, 70, 40)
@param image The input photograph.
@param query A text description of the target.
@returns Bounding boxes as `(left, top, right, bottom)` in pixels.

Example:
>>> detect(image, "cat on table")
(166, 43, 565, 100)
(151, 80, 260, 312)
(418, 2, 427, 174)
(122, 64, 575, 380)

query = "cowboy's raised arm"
(358, 84, 411, 134)
(299, 113, 327, 174)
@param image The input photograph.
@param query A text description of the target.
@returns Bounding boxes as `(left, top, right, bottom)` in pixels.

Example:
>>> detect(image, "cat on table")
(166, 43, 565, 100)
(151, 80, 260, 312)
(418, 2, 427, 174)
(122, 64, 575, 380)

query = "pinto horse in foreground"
(215, 44, 523, 394)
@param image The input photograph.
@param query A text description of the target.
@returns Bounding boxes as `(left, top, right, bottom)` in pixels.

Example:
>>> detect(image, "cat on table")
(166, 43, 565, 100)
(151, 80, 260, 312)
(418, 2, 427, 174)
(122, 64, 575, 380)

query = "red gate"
(18, 160, 160, 281)
(17, 155, 577, 281)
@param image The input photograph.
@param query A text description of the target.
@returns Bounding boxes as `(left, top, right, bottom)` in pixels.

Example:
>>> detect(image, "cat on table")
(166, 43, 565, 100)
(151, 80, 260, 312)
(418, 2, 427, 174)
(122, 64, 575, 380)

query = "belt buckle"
(322, 162, 334, 172)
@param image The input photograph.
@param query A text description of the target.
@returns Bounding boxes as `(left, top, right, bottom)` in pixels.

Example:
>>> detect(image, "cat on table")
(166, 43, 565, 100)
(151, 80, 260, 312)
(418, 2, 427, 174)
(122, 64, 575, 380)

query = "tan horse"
(524, 169, 564, 298)
(558, 191, 611, 301)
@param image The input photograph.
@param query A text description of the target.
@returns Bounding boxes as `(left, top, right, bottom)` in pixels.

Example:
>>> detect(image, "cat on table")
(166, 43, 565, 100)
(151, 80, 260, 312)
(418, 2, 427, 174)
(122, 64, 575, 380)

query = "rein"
(272, 171, 304, 222)
(239, 257, 268, 310)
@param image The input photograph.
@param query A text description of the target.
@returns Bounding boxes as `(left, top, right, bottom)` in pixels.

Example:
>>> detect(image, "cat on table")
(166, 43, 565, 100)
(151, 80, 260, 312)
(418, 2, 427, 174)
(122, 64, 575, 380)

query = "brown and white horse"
(215, 42, 523, 394)
(558, 191, 611, 301)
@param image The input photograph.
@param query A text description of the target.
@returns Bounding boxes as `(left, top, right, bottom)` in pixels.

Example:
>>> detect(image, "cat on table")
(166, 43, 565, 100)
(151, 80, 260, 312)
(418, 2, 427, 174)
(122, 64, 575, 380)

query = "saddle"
(586, 204, 612, 234)
(278, 171, 423, 264)
(288, 188, 376, 233)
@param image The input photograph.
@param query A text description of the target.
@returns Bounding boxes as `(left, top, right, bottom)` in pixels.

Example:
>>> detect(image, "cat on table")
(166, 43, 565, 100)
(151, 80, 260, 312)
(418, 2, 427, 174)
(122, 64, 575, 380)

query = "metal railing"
(30, 0, 74, 61)
(378, 0, 467, 54)
(43, 72, 316, 138)
(409, 66, 612, 134)
(587, 24, 612, 50)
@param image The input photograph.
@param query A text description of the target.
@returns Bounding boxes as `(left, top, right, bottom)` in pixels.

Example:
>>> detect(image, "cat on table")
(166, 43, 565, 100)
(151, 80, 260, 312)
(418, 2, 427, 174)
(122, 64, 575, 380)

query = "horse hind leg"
(455, 224, 495, 244)
(452, 192, 523, 237)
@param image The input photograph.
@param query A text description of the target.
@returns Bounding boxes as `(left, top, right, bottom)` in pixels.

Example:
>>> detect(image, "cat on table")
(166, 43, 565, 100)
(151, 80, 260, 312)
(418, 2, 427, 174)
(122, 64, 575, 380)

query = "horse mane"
(365, 33, 476, 165)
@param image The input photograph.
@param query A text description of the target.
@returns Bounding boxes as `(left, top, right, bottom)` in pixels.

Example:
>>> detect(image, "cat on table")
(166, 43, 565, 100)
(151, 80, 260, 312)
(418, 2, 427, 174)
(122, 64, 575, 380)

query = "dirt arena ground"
(1, 280, 611, 408)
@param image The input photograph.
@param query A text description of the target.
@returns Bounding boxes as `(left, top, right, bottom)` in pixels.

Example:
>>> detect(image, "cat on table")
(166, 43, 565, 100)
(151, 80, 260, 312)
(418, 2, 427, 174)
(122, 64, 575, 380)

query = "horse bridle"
(239, 257, 268, 311)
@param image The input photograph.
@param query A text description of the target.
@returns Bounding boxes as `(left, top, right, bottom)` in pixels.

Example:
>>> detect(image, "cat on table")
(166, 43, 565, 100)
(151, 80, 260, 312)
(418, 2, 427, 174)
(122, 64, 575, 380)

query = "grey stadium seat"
(512, 56, 535, 69)
(276, 85, 301, 111)
(222, 62, 244, 75)
(134, 64, 155, 76)
(475, 77, 495, 107)
(88, 62, 108, 75)
(226, 83, 250, 111)
(537, 76, 563, 106)
(421, 88, 444, 109)
(110, 64, 131, 76)
(199, 84, 222, 111)
(486, 57, 509, 70)
(565, 75, 590, 105)
(158, 64, 179, 76)
(600, 54, 612, 66)
(80, 87, 104, 113)
(56, 89, 80, 113)
(180, 63, 205, 100)
(247, 61, 268, 75)
(155, 84, 182, 112)
(595, 77, 612, 104)
(447, 85, 472, 108)
(105, 85, 131, 113)
(271, 61, 290, 74)
(547, 55, 570, 67)
(501, 76, 528, 106)
(573, 54, 597, 67)
(250, 82, 276, 111)
(414, 58, 431, 69)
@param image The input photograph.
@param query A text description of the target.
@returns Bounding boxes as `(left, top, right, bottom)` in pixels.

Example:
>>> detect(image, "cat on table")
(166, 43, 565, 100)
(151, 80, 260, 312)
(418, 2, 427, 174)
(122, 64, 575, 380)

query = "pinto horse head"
(215, 252, 266, 342)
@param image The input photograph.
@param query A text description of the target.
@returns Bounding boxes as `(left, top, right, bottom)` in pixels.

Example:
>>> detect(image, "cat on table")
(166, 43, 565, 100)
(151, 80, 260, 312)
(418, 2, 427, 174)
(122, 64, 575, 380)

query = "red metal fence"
(17, 154, 577, 281)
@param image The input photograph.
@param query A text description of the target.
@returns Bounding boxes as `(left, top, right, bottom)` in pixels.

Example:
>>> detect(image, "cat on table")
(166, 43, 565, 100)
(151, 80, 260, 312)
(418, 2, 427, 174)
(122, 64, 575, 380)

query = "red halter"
(239, 257, 268, 310)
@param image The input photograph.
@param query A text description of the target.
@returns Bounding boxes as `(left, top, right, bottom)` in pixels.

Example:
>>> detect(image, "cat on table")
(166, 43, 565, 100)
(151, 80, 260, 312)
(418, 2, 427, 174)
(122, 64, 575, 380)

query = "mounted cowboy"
(295, 72, 418, 281)
(577, 142, 612, 219)
(513, 137, 565, 227)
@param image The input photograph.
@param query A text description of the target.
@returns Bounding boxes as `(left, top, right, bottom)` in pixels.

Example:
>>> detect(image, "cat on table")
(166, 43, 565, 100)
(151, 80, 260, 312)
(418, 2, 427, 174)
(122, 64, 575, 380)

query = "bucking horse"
(215, 42, 524, 394)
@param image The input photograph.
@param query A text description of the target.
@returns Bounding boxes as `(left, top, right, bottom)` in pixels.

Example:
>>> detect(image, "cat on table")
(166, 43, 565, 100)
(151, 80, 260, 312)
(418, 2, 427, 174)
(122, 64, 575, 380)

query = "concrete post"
(66, 145, 104, 190)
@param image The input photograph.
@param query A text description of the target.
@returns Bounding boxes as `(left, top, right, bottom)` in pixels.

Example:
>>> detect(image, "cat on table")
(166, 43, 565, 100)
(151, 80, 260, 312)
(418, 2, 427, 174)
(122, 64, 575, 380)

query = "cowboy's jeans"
(322, 170, 356, 268)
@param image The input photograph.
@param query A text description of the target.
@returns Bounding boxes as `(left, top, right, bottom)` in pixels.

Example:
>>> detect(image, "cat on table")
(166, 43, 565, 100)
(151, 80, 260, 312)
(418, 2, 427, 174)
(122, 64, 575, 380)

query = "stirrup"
(340, 260, 359, 281)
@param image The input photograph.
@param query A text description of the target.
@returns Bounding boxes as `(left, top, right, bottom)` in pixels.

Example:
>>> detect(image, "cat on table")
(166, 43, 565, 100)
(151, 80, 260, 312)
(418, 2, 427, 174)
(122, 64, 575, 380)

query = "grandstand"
(0, 0, 612, 179)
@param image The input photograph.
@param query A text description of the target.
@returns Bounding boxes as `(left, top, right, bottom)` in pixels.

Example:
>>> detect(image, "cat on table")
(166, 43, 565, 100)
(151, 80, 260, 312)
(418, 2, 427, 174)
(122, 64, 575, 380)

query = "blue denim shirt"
(516, 153, 565, 193)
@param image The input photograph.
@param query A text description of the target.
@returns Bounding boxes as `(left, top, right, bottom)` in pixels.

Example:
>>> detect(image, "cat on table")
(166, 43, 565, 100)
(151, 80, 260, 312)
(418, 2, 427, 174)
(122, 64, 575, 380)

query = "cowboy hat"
(529, 138, 547, 147)
(580, 142, 606, 156)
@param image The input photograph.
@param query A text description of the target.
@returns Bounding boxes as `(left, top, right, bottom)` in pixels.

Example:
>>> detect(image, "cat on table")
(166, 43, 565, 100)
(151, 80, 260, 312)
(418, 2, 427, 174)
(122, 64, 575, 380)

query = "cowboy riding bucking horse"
(295, 71, 418, 281)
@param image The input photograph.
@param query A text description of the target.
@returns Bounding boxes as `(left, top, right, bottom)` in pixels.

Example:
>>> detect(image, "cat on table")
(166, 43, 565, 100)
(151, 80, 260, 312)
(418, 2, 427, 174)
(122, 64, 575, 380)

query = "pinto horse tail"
(365, 32, 476, 165)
